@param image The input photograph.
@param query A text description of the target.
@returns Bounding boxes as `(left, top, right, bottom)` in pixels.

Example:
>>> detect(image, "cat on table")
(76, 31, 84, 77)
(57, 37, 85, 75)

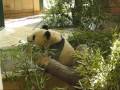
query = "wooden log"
(36, 57, 81, 86)
(0, 67, 3, 90)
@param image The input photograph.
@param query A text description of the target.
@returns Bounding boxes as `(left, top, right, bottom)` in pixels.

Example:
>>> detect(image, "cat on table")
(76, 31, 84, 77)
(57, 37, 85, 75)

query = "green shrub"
(103, 38, 120, 90)
(73, 48, 105, 90)
(0, 44, 47, 90)
(72, 31, 120, 90)
(42, 0, 73, 28)
(42, 0, 108, 30)
(68, 30, 114, 58)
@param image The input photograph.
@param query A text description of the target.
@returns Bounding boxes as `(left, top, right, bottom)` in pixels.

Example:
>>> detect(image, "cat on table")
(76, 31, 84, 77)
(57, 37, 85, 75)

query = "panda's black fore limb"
(32, 34, 35, 41)
(49, 37, 65, 60)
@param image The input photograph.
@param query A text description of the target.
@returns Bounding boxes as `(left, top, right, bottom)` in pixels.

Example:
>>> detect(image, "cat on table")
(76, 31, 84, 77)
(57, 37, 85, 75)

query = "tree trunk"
(36, 57, 81, 86)
(46, 59, 81, 85)
(72, 0, 83, 26)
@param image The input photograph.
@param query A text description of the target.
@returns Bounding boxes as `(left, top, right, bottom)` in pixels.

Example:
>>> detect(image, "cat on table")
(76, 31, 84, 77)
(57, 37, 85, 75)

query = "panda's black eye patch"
(33, 35, 35, 40)
(44, 31, 51, 40)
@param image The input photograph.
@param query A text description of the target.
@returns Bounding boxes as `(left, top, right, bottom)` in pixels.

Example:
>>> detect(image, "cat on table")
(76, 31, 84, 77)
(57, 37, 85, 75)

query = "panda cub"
(27, 26, 75, 66)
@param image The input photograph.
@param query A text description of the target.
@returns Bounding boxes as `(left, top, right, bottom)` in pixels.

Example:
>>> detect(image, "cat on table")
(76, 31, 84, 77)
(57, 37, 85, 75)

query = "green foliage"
(43, 0, 73, 28)
(72, 0, 107, 28)
(53, 87, 66, 90)
(111, 16, 120, 23)
(103, 38, 120, 90)
(68, 30, 113, 58)
(43, 0, 107, 30)
(0, 44, 47, 90)
(72, 29, 120, 90)
(73, 48, 105, 90)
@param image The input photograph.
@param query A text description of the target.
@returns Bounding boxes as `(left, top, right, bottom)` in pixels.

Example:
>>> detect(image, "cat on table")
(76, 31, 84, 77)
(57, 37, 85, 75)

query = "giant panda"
(27, 26, 75, 66)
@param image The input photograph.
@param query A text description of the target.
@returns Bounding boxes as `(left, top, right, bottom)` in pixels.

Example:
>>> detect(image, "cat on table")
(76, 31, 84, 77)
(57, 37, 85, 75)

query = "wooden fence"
(3, 0, 41, 18)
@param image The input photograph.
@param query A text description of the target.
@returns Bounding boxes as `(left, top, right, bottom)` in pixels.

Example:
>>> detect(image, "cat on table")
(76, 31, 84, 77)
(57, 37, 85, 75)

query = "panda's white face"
(27, 30, 62, 47)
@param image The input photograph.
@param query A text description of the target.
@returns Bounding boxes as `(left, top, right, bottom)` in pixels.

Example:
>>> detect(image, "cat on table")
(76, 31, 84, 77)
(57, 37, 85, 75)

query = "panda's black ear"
(42, 25, 49, 30)
(44, 31, 51, 40)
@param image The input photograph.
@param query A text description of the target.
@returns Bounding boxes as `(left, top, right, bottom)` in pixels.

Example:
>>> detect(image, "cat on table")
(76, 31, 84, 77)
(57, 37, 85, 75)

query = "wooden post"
(0, 0, 5, 27)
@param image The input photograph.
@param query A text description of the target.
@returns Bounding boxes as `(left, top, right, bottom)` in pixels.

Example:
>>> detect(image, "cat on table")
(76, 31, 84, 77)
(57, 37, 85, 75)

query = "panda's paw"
(35, 56, 50, 66)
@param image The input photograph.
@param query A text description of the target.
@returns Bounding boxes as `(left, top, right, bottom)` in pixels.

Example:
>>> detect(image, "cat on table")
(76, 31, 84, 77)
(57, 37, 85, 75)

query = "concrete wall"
(3, 0, 40, 18)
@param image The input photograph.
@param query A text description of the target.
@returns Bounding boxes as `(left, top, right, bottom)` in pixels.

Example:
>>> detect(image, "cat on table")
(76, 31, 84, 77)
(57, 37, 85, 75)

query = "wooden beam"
(0, 0, 5, 27)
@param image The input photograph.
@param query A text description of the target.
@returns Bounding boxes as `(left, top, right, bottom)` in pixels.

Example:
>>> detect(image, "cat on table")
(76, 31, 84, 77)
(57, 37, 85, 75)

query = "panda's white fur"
(27, 29, 75, 66)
